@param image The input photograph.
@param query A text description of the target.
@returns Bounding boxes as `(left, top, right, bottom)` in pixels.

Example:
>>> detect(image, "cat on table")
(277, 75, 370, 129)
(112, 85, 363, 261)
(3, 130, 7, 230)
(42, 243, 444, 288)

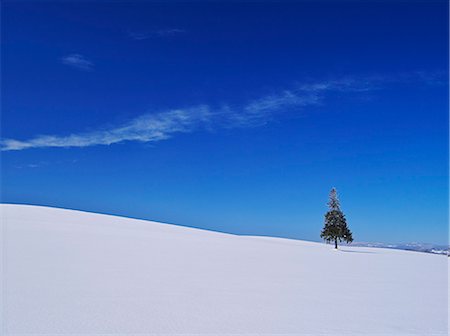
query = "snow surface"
(1, 204, 448, 335)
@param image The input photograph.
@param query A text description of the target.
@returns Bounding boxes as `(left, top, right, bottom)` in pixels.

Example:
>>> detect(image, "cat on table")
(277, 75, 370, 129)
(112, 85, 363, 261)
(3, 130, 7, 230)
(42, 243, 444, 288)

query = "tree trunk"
(334, 239, 338, 249)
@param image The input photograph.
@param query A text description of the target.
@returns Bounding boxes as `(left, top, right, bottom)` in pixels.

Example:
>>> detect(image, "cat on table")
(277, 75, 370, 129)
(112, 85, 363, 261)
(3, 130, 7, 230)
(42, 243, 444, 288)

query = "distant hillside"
(346, 241, 448, 255)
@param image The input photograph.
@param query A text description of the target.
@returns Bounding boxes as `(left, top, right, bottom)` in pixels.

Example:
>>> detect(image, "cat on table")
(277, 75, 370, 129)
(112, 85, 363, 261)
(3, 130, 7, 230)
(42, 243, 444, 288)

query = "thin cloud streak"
(2, 107, 210, 151)
(1, 73, 443, 152)
(61, 54, 94, 71)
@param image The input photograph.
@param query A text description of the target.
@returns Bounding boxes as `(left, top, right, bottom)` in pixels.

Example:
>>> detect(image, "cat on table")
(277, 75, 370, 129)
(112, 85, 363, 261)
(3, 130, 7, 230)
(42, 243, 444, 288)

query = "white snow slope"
(1, 204, 448, 335)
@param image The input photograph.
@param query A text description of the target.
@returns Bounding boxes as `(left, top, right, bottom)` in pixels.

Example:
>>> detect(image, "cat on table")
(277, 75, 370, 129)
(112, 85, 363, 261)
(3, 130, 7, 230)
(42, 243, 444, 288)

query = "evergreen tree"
(320, 188, 353, 249)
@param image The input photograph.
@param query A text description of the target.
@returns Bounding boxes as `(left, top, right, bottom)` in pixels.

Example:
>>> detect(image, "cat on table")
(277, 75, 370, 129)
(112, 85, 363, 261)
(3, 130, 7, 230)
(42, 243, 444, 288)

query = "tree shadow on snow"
(339, 249, 376, 254)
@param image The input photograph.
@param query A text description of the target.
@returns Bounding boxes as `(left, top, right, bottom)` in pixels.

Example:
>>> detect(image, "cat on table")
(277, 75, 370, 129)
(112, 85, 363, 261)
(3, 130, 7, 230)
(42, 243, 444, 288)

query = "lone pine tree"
(320, 188, 353, 249)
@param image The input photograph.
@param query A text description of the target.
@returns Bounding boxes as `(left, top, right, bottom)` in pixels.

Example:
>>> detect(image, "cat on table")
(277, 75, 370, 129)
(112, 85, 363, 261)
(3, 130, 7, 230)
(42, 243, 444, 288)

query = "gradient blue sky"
(1, 1, 448, 245)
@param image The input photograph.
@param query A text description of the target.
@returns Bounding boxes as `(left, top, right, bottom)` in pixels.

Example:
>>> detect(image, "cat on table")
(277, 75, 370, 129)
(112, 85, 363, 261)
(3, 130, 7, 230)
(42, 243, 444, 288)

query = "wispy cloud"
(2, 107, 210, 151)
(14, 159, 78, 169)
(156, 28, 186, 36)
(1, 73, 444, 152)
(15, 163, 42, 169)
(61, 54, 94, 71)
(128, 28, 186, 40)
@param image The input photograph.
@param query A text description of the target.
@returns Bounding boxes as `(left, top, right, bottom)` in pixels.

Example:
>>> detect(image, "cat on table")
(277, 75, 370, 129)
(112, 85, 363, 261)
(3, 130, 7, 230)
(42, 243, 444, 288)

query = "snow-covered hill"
(1, 204, 447, 335)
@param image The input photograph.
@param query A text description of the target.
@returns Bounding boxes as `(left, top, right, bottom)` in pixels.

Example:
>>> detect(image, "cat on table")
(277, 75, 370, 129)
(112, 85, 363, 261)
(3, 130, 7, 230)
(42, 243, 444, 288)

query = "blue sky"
(1, 1, 448, 245)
